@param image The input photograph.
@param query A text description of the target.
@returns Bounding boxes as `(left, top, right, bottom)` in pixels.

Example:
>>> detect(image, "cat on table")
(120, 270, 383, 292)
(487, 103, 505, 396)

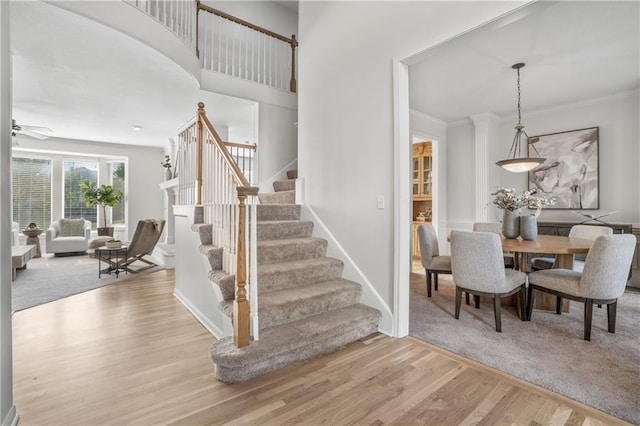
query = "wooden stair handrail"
(197, 1, 296, 45)
(224, 141, 257, 151)
(195, 1, 298, 93)
(193, 102, 259, 348)
(197, 103, 252, 188)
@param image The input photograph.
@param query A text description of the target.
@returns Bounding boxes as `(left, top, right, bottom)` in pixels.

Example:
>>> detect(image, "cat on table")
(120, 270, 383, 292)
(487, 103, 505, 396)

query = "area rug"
(409, 271, 640, 425)
(12, 254, 163, 311)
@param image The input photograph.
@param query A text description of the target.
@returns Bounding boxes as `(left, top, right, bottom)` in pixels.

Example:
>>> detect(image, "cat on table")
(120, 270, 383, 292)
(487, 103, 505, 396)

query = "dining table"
(501, 234, 594, 312)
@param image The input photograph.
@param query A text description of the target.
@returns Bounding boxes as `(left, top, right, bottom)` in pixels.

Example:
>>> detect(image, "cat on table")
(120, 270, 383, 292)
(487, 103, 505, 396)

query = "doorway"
(410, 138, 436, 272)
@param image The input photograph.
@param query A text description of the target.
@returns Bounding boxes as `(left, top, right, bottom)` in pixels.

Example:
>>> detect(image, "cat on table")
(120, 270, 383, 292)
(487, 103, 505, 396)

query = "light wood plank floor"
(13, 269, 629, 425)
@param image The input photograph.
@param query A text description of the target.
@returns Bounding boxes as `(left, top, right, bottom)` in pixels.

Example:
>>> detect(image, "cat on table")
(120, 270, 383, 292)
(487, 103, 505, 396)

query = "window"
(12, 157, 52, 230)
(64, 160, 98, 227)
(110, 161, 125, 225)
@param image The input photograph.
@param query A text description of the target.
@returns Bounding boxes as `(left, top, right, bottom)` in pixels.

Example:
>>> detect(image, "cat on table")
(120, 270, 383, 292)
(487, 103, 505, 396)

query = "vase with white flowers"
(161, 155, 173, 180)
(491, 187, 556, 239)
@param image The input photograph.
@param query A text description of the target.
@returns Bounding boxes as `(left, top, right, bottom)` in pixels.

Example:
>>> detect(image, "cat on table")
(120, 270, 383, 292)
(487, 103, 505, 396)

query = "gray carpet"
(12, 253, 163, 311)
(409, 271, 640, 425)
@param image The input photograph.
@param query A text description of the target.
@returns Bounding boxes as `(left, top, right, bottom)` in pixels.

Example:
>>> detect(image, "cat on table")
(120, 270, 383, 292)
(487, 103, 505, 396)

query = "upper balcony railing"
(124, 0, 197, 50)
(126, 0, 298, 93)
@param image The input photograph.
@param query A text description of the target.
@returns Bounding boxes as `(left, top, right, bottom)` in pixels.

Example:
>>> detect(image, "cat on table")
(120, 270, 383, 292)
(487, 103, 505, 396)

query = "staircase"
(197, 171, 381, 383)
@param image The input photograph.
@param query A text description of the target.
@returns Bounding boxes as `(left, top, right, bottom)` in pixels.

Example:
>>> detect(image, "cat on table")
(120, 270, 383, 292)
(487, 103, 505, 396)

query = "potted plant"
(161, 155, 173, 180)
(80, 180, 124, 236)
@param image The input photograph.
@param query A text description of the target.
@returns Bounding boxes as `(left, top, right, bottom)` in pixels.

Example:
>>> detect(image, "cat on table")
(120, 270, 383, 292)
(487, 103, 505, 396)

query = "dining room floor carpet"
(409, 269, 640, 425)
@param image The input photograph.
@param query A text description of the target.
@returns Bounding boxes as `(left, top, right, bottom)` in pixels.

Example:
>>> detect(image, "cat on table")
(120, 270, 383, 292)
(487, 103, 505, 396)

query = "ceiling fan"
(12, 119, 52, 140)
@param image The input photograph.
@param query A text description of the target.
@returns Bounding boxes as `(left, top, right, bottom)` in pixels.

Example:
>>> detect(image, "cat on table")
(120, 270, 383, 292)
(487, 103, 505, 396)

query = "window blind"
(12, 157, 52, 230)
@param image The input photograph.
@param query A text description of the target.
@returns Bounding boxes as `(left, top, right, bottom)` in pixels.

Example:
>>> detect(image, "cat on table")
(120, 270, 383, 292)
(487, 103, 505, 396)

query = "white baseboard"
(1, 405, 18, 426)
(259, 158, 298, 193)
(299, 205, 394, 336)
(173, 288, 224, 339)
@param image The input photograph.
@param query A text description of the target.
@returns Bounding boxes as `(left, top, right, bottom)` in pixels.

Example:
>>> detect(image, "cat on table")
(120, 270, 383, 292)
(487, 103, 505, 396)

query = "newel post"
(234, 186, 254, 347)
(195, 102, 205, 205)
(289, 34, 298, 93)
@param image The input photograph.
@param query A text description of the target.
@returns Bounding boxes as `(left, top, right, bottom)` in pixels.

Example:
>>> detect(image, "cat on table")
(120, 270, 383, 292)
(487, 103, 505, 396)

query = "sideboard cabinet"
(537, 221, 631, 236)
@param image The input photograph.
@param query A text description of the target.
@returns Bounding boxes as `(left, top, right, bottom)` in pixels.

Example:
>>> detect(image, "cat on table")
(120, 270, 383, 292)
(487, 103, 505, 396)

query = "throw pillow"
(59, 218, 86, 237)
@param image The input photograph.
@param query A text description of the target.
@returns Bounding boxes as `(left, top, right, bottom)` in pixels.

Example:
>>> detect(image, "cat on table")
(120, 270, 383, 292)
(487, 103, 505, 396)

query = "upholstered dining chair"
(417, 223, 451, 298)
(450, 231, 527, 332)
(527, 234, 635, 341)
(472, 222, 515, 268)
(531, 225, 613, 271)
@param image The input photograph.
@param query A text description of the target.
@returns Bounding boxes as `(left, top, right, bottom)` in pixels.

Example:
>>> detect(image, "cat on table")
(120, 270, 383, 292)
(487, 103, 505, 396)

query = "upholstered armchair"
(417, 223, 451, 298)
(450, 231, 527, 332)
(97, 219, 165, 273)
(527, 234, 635, 341)
(46, 218, 92, 255)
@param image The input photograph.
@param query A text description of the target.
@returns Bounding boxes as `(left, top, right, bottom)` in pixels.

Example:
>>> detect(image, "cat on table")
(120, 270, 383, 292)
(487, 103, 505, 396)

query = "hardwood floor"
(12, 269, 628, 425)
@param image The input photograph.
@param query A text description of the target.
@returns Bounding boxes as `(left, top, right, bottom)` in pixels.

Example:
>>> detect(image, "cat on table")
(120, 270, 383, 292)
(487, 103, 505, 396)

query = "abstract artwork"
(528, 127, 599, 209)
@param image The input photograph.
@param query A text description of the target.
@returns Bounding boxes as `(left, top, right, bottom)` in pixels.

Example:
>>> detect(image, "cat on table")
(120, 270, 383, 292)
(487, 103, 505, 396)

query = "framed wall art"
(528, 127, 599, 209)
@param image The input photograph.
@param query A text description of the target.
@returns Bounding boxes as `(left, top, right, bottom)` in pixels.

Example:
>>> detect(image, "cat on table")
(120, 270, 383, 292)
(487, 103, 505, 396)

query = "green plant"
(161, 155, 172, 169)
(80, 180, 124, 229)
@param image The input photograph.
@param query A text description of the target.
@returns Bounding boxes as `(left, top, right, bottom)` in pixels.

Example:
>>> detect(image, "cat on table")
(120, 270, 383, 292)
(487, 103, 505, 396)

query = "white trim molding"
(392, 58, 411, 337)
(1, 406, 17, 426)
(173, 288, 225, 339)
(470, 113, 500, 222)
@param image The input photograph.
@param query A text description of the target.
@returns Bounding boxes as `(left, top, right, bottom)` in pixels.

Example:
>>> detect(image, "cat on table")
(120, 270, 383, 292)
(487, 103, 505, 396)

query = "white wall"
(206, 1, 298, 39)
(492, 91, 640, 225)
(298, 1, 525, 309)
(257, 103, 298, 191)
(423, 90, 640, 229)
(0, 2, 16, 424)
(13, 137, 166, 240)
(428, 91, 640, 229)
(445, 122, 476, 223)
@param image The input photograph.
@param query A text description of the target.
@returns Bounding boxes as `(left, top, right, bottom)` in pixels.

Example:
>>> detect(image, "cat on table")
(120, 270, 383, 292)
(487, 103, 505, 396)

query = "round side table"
(22, 228, 43, 258)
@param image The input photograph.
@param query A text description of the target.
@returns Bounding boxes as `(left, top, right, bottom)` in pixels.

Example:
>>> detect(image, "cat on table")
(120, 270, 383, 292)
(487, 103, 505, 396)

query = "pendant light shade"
(496, 63, 545, 172)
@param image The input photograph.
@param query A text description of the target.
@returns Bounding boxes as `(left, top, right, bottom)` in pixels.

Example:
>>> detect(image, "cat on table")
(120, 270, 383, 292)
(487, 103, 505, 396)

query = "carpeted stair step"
(208, 269, 235, 301)
(210, 304, 381, 383)
(258, 190, 295, 205)
(257, 238, 327, 265)
(219, 278, 362, 330)
(257, 220, 313, 241)
(286, 170, 297, 180)
(257, 257, 344, 294)
(257, 204, 300, 221)
(192, 223, 213, 245)
(273, 179, 296, 192)
(199, 245, 223, 270)
(258, 279, 362, 329)
(215, 257, 345, 299)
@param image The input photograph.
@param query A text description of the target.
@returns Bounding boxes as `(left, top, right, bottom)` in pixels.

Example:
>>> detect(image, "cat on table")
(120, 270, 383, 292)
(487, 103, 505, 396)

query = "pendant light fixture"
(496, 63, 545, 172)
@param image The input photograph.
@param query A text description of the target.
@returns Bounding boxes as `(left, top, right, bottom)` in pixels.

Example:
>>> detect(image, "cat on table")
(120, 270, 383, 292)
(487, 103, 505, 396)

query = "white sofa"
(46, 218, 92, 256)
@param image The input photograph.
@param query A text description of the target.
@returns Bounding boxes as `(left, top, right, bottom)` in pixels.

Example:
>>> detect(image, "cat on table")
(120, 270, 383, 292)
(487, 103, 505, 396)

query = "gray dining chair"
(531, 225, 613, 271)
(450, 231, 527, 332)
(472, 222, 515, 268)
(527, 234, 635, 341)
(417, 223, 451, 298)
